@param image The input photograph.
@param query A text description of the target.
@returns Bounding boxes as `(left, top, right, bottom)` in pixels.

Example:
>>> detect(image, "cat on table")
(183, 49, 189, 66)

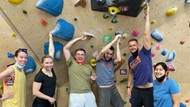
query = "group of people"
(0, 3, 186, 107)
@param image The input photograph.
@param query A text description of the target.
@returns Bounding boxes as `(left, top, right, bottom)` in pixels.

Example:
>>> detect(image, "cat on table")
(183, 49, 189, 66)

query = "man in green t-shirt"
(63, 36, 97, 107)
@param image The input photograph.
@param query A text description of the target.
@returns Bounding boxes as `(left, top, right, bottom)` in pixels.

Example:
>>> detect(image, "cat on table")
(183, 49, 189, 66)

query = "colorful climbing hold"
(90, 58, 96, 67)
(7, 52, 15, 58)
(151, 29, 163, 42)
(111, 15, 118, 23)
(122, 33, 127, 39)
(75, 0, 87, 8)
(123, 53, 126, 56)
(103, 13, 110, 19)
(132, 30, 139, 37)
(8, 0, 24, 4)
(161, 49, 167, 56)
(180, 40, 185, 44)
(120, 78, 128, 83)
(91, 45, 94, 48)
(166, 51, 175, 62)
(150, 20, 156, 24)
(166, 7, 177, 16)
(40, 19, 47, 26)
(115, 30, 121, 35)
(156, 44, 161, 50)
(22, 10, 27, 14)
(151, 52, 156, 57)
(74, 17, 77, 21)
(12, 32, 16, 37)
(108, 6, 120, 15)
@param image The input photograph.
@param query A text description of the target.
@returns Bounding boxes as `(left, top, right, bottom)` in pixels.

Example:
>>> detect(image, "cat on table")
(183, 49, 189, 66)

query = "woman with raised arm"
(32, 31, 57, 107)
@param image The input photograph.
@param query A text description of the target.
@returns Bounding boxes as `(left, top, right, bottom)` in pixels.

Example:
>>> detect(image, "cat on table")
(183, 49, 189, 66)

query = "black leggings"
(32, 98, 54, 107)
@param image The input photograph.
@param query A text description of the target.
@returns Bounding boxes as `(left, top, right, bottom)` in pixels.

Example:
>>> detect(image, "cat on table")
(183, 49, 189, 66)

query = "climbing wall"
(0, 0, 190, 107)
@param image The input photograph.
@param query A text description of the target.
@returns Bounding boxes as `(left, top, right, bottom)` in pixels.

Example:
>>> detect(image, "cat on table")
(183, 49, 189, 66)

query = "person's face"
(42, 58, 54, 71)
(154, 65, 166, 78)
(104, 49, 114, 60)
(15, 52, 28, 66)
(75, 50, 85, 62)
(128, 41, 138, 53)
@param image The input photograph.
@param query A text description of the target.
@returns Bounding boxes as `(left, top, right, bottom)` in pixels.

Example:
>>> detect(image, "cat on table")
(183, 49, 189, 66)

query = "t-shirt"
(153, 78, 180, 107)
(96, 57, 115, 86)
(34, 68, 57, 100)
(66, 56, 94, 93)
(128, 46, 153, 86)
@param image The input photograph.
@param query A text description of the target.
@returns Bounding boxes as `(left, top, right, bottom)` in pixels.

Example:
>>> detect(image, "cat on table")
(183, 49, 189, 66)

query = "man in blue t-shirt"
(126, 3, 154, 107)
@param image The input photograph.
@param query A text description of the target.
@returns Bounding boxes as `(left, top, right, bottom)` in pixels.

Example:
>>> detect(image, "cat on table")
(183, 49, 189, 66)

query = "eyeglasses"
(19, 48, 27, 53)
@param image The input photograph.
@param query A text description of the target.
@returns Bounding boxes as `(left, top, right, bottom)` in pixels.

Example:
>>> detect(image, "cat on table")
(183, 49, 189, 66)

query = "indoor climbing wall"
(0, 0, 190, 107)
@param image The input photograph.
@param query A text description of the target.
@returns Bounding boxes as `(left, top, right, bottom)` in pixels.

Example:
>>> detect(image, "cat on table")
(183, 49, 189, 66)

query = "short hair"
(75, 48, 86, 55)
(128, 38, 138, 44)
(15, 49, 28, 57)
(110, 46, 115, 54)
(41, 55, 53, 63)
(154, 62, 168, 72)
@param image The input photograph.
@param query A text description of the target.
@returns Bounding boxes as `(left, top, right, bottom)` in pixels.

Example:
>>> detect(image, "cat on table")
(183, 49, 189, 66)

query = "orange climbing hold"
(40, 19, 47, 26)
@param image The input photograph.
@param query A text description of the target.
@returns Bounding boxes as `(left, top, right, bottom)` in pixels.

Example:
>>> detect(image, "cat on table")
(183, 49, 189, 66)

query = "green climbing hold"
(91, 45, 94, 48)
(123, 53, 126, 56)
(103, 13, 110, 19)
(120, 78, 128, 83)
(115, 30, 121, 35)
(111, 15, 118, 23)
(23, 10, 27, 14)
(74, 17, 77, 21)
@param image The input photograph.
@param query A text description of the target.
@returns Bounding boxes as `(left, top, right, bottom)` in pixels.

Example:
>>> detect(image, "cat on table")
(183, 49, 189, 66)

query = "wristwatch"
(126, 86, 130, 89)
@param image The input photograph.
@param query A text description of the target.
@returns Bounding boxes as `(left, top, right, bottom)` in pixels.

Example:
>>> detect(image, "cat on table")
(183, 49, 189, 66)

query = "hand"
(1, 93, 14, 100)
(127, 88, 131, 97)
(90, 73, 97, 81)
(79, 36, 87, 41)
(48, 97, 56, 104)
(144, 3, 149, 15)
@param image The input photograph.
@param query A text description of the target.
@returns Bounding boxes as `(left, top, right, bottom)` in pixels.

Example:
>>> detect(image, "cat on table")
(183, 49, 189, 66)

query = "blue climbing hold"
(44, 41, 64, 61)
(24, 56, 36, 74)
(161, 49, 167, 56)
(166, 51, 175, 62)
(151, 29, 163, 42)
(36, 0, 63, 16)
(52, 18, 75, 41)
(7, 52, 14, 58)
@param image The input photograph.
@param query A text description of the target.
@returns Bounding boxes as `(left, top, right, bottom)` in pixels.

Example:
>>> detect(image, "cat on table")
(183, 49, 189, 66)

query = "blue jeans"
(98, 85, 124, 107)
(131, 86, 153, 107)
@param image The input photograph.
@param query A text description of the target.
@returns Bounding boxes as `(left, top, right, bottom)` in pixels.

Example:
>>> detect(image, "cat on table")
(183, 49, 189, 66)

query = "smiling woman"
(153, 62, 181, 107)
(0, 49, 28, 107)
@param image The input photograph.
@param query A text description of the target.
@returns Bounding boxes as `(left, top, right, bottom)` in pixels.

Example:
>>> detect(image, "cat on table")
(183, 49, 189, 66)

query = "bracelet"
(126, 86, 130, 88)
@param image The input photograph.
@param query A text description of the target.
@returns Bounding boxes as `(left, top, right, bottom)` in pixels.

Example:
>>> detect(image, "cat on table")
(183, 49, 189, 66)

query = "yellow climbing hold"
(108, 6, 120, 15)
(12, 32, 16, 37)
(90, 58, 96, 67)
(151, 41, 154, 45)
(122, 33, 127, 39)
(9, 0, 24, 4)
(150, 20, 156, 24)
(166, 7, 177, 16)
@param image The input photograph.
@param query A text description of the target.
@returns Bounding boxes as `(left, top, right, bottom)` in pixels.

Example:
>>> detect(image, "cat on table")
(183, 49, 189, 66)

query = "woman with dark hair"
(32, 31, 57, 107)
(153, 62, 181, 107)
(0, 49, 28, 107)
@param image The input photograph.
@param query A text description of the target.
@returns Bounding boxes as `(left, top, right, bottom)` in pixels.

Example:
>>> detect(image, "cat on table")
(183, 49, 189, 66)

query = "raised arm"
(48, 31, 54, 59)
(96, 34, 122, 61)
(143, 3, 151, 50)
(114, 36, 121, 64)
(63, 36, 87, 61)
